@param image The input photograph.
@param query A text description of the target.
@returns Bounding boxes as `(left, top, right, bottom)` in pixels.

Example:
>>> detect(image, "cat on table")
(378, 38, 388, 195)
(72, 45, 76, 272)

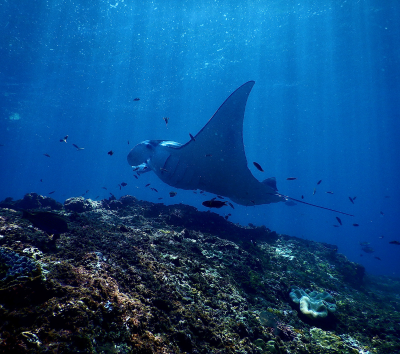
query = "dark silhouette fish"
(389, 241, 400, 245)
(202, 199, 227, 208)
(60, 135, 68, 143)
(120, 182, 127, 187)
(44, 153, 50, 157)
(286, 177, 297, 180)
(361, 245, 374, 254)
(353, 223, 359, 227)
(189, 133, 195, 141)
(22, 210, 68, 234)
(253, 162, 264, 172)
(108, 150, 114, 156)
(169, 191, 177, 197)
(317, 180, 322, 185)
(72, 144, 84, 150)
(349, 197, 354, 204)
(133, 98, 140, 101)
(336, 216, 342, 226)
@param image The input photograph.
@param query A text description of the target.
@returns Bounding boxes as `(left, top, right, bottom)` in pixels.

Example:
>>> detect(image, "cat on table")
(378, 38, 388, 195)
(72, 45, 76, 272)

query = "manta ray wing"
(152, 81, 283, 205)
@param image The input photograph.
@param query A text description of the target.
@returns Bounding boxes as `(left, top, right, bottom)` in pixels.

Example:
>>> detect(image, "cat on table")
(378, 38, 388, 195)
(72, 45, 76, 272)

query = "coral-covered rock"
(64, 197, 98, 212)
(7, 193, 63, 210)
(0, 195, 398, 353)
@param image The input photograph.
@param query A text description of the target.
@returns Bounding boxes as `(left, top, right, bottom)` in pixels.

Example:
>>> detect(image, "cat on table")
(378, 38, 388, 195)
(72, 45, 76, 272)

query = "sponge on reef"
(289, 287, 336, 319)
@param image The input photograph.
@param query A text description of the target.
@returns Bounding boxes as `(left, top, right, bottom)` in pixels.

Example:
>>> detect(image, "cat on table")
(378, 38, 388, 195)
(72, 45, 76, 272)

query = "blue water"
(1, 1, 399, 277)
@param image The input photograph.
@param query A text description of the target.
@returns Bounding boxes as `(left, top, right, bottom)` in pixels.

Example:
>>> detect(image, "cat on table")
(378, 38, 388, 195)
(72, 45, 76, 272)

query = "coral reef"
(0, 194, 399, 353)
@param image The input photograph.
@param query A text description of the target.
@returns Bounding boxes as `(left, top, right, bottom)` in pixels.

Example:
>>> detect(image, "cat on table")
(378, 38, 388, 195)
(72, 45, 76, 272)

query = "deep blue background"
(1, 0, 399, 277)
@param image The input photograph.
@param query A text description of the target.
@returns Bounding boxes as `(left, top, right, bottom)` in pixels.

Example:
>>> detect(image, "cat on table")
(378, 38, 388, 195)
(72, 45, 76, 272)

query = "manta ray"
(127, 81, 353, 216)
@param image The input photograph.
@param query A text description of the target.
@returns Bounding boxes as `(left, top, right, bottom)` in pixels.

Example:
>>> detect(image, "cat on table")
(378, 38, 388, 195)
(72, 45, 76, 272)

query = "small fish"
(353, 223, 359, 227)
(22, 210, 68, 234)
(349, 197, 354, 204)
(48, 191, 55, 194)
(145, 183, 150, 187)
(133, 98, 140, 101)
(151, 188, 158, 192)
(95, 196, 99, 199)
(72, 144, 84, 150)
(362, 246, 374, 254)
(313, 188, 316, 195)
(189, 133, 195, 141)
(379, 235, 384, 239)
(374, 257, 381, 261)
(253, 162, 264, 172)
(353, 196, 357, 201)
(102, 187, 107, 190)
(217, 195, 224, 199)
(286, 177, 297, 180)
(202, 200, 227, 208)
(228, 202, 235, 209)
(301, 195, 304, 199)
(128, 141, 129, 145)
(40, 179, 43, 182)
(160, 167, 169, 173)
(326, 191, 334, 194)
(317, 180, 322, 185)
(205, 154, 212, 157)
(169, 191, 177, 197)
(158, 197, 163, 200)
(336, 216, 342, 226)
(60, 135, 68, 143)
(120, 182, 127, 187)
(163, 117, 169, 126)
(118, 184, 122, 190)
(380, 211, 384, 215)
(133, 175, 138, 179)
(44, 153, 50, 157)
(108, 150, 114, 156)
(389, 241, 400, 245)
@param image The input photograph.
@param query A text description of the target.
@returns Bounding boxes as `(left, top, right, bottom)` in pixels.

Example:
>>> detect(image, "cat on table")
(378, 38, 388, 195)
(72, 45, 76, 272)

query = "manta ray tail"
(277, 193, 354, 217)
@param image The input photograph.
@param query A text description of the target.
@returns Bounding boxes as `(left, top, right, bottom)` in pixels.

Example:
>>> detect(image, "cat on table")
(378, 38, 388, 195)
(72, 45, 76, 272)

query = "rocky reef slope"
(0, 193, 399, 353)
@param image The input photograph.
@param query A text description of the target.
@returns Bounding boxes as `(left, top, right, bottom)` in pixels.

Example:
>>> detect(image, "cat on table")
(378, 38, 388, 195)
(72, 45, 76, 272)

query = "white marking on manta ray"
(127, 81, 353, 216)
